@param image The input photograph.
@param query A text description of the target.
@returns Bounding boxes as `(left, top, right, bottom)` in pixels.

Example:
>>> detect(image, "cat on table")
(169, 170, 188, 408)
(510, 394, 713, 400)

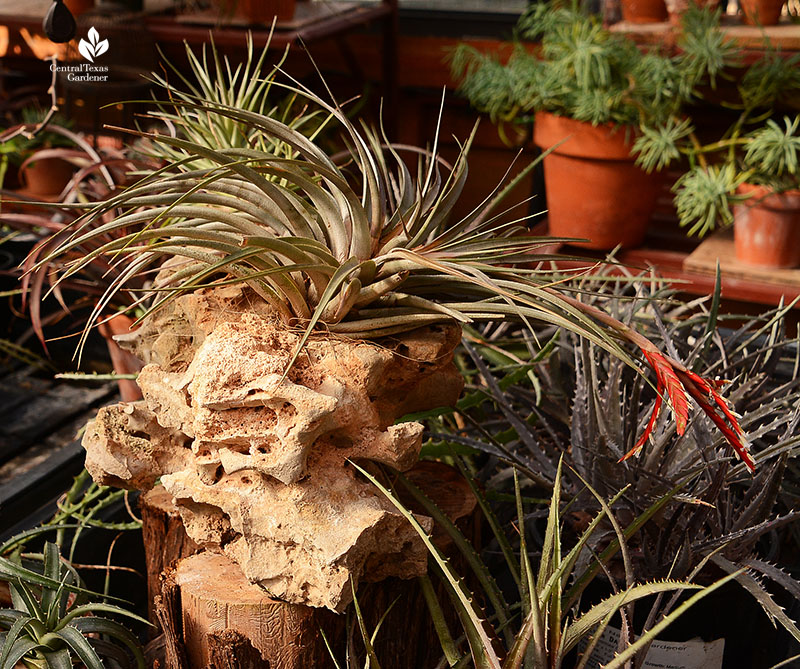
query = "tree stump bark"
(176, 551, 342, 669)
(140, 485, 200, 624)
(152, 461, 477, 669)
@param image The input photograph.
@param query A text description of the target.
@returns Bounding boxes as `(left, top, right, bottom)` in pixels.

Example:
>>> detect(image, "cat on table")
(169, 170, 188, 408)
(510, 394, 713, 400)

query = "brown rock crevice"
(83, 287, 463, 611)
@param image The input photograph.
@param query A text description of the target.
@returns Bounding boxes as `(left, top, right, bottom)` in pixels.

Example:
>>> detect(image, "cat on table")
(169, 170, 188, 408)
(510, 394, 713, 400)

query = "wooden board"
(683, 227, 800, 288)
(611, 18, 800, 51)
(175, 2, 359, 31)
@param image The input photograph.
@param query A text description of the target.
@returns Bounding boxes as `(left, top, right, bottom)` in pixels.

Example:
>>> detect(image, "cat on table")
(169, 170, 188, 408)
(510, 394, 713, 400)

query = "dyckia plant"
(32, 65, 750, 468)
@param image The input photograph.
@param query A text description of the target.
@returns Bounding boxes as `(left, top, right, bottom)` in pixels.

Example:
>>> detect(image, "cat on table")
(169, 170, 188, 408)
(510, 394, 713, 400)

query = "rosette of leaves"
(31, 61, 751, 462)
(449, 4, 724, 134)
(434, 276, 800, 649)
(0, 533, 147, 668)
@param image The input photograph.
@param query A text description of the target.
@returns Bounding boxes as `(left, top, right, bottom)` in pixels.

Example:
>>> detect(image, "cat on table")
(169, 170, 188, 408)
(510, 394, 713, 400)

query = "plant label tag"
(576, 625, 724, 668)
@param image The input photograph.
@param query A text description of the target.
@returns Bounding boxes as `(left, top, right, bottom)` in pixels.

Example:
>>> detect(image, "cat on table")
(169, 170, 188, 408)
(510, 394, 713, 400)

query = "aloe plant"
(0, 534, 147, 669)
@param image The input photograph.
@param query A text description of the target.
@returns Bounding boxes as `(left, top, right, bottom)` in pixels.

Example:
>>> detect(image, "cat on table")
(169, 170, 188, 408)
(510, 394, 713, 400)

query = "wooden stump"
(140, 485, 201, 624)
(147, 461, 477, 668)
(176, 551, 341, 668)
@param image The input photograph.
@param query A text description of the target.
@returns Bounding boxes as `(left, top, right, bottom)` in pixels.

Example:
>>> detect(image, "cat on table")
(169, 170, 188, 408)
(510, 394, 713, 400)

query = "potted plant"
(634, 16, 800, 267)
(450, 5, 720, 250)
(622, 0, 668, 24)
(739, 0, 785, 25)
(0, 108, 79, 197)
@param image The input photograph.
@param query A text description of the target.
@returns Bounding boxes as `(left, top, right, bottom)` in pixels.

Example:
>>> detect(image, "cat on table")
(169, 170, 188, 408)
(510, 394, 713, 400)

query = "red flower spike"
(644, 350, 690, 435)
(620, 384, 663, 463)
(634, 348, 755, 473)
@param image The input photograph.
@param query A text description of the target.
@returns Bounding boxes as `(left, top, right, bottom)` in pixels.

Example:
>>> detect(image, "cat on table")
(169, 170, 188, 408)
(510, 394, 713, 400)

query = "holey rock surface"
(83, 286, 464, 610)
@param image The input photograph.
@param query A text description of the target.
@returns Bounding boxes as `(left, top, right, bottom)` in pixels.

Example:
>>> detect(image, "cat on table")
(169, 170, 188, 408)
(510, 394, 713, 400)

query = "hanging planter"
(533, 112, 660, 250)
(733, 183, 800, 268)
(739, 0, 784, 24)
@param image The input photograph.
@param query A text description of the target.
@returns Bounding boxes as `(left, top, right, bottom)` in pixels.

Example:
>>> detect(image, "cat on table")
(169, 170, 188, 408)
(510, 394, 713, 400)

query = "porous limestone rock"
(83, 286, 463, 610)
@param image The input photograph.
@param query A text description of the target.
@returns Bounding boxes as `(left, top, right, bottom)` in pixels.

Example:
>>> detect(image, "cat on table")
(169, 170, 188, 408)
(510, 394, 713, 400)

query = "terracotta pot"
(666, 0, 720, 24)
(19, 157, 74, 197)
(214, 0, 296, 22)
(621, 0, 668, 23)
(97, 313, 144, 402)
(733, 183, 800, 268)
(532, 111, 660, 250)
(64, 0, 94, 16)
(739, 0, 784, 24)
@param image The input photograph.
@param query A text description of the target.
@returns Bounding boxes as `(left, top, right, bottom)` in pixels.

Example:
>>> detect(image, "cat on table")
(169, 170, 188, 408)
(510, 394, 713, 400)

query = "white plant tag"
(576, 625, 725, 669)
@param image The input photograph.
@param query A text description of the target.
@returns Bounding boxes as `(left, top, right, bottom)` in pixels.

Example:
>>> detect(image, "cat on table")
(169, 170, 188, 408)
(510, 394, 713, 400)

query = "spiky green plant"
(355, 458, 741, 669)
(434, 277, 800, 655)
(139, 33, 328, 170)
(31, 57, 750, 465)
(0, 534, 147, 669)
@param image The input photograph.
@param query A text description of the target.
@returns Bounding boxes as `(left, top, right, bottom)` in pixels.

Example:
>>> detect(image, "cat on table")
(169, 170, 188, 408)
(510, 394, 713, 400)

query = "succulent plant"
(435, 276, 800, 647)
(449, 4, 723, 131)
(0, 532, 147, 669)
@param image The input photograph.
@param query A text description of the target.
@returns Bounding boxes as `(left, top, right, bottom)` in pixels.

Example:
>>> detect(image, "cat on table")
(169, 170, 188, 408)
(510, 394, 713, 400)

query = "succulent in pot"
(739, 0, 785, 25)
(633, 13, 800, 265)
(0, 107, 78, 197)
(450, 4, 721, 250)
(621, 0, 668, 24)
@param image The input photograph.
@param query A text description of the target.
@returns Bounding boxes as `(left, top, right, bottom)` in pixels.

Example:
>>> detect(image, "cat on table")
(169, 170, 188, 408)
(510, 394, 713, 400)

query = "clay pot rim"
(533, 111, 638, 161)
(737, 182, 800, 212)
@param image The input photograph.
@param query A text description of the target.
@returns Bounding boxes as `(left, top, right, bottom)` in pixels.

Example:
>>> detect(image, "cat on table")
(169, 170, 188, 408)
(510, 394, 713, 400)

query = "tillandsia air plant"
(30, 51, 752, 468)
(448, 3, 720, 138)
(138, 33, 330, 170)
(435, 274, 800, 656)
(0, 531, 147, 669)
(353, 459, 741, 669)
